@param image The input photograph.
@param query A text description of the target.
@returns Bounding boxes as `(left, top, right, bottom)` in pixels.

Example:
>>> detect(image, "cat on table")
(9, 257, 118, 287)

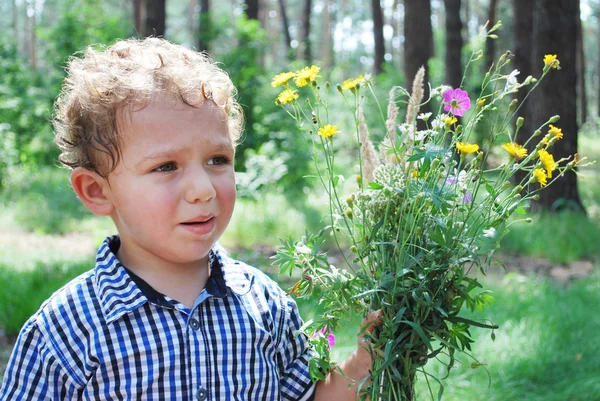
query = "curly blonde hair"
(53, 37, 244, 176)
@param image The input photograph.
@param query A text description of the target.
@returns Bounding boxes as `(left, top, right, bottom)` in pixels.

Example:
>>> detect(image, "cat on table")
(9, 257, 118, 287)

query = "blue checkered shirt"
(0, 236, 316, 400)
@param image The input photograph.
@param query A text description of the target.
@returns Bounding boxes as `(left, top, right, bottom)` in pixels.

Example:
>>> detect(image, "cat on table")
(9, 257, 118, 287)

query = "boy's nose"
(183, 167, 216, 203)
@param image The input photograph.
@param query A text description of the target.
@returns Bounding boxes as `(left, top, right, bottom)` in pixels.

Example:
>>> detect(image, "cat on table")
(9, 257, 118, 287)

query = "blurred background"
(1, 0, 599, 399)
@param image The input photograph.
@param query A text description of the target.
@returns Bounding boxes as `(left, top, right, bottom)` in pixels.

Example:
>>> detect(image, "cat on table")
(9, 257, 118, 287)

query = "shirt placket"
(187, 294, 213, 401)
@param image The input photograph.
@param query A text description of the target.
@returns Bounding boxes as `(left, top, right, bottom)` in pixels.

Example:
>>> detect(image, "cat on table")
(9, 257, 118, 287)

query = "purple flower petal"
(463, 191, 473, 204)
(442, 88, 472, 117)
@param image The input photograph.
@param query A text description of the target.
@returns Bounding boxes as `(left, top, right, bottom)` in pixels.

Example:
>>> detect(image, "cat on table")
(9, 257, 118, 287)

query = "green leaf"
(368, 182, 384, 190)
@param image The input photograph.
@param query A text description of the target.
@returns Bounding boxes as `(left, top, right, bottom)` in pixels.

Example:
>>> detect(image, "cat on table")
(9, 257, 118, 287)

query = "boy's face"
(104, 99, 236, 270)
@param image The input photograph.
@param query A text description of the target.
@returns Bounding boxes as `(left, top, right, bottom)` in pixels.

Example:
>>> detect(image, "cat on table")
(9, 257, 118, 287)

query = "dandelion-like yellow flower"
(445, 116, 458, 126)
(543, 54, 560, 69)
(477, 98, 486, 108)
(272, 71, 295, 87)
(538, 149, 556, 178)
(456, 142, 479, 155)
(318, 124, 338, 139)
(541, 137, 549, 146)
(533, 168, 548, 186)
(548, 124, 564, 139)
(501, 142, 528, 161)
(294, 65, 321, 87)
(341, 75, 364, 91)
(411, 169, 420, 178)
(276, 89, 299, 105)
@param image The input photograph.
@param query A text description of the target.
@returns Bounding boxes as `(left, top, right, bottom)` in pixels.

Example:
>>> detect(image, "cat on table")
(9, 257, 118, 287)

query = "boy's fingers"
(361, 309, 383, 333)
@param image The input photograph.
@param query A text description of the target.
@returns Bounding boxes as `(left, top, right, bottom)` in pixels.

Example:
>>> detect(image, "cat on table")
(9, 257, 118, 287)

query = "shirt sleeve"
(278, 295, 317, 401)
(0, 320, 73, 400)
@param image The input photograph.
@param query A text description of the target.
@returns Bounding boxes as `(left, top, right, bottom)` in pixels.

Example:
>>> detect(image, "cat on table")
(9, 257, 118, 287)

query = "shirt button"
(190, 318, 200, 331)
(196, 387, 208, 401)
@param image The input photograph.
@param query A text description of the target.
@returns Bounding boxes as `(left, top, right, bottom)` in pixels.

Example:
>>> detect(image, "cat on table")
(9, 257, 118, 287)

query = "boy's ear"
(70, 167, 114, 216)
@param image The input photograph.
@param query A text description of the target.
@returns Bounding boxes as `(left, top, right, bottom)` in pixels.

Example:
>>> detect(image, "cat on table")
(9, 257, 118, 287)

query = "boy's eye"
(153, 162, 177, 172)
(208, 156, 231, 166)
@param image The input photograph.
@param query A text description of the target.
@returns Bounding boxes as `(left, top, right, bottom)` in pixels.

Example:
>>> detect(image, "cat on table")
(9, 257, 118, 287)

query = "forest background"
(1, 0, 600, 400)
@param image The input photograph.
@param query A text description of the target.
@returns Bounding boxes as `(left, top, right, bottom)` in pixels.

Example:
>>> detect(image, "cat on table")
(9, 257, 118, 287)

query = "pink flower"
(443, 88, 471, 117)
(313, 326, 336, 350)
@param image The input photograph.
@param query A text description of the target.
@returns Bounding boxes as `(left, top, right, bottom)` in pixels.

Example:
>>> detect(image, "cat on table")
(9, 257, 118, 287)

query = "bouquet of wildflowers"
(272, 23, 588, 401)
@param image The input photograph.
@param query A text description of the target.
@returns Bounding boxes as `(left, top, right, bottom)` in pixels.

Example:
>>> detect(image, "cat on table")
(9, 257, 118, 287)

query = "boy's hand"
(313, 310, 383, 401)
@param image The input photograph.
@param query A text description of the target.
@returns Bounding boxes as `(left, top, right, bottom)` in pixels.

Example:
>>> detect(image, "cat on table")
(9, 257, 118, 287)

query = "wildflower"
(501, 142, 528, 161)
(445, 116, 458, 126)
(276, 89, 299, 105)
(411, 169, 420, 178)
(533, 168, 548, 186)
(271, 71, 295, 87)
(538, 149, 556, 178)
(456, 142, 479, 155)
(483, 227, 496, 238)
(294, 65, 320, 87)
(313, 327, 336, 350)
(505, 69, 520, 92)
(477, 98, 486, 109)
(318, 124, 338, 139)
(540, 136, 549, 147)
(417, 112, 432, 121)
(548, 124, 564, 139)
(341, 75, 364, 91)
(543, 54, 560, 69)
(443, 88, 472, 117)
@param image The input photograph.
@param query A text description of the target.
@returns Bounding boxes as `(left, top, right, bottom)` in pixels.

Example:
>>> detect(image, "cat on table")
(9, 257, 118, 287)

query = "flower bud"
(345, 209, 353, 219)
(533, 129, 542, 137)
(336, 84, 343, 93)
(502, 181, 511, 190)
(549, 115, 560, 123)
(525, 218, 533, 223)
(346, 196, 353, 207)
(532, 194, 540, 200)
(509, 99, 518, 111)
(516, 117, 524, 129)
(325, 82, 331, 88)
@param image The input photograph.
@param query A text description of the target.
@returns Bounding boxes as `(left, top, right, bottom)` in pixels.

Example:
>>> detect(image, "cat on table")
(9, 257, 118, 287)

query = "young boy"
(0, 38, 373, 400)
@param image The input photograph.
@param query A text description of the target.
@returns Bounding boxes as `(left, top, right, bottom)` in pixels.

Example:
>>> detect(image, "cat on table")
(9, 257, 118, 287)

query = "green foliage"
(1, 166, 91, 234)
(0, 260, 90, 335)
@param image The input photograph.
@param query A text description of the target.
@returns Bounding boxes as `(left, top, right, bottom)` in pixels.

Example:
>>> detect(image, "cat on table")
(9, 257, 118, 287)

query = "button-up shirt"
(0, 236, 316, 400)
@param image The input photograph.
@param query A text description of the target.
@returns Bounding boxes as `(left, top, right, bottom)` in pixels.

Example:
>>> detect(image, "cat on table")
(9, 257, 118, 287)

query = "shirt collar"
(94, 236, 255, 323)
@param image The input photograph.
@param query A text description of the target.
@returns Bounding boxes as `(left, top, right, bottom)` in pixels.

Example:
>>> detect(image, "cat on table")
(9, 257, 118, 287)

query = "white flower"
(431, 115, 446, 130)
(505, 69, 520, 92)
(417, 112, 432, 121)
(295, 242, 311, 254)
(483, 227, 497, 238)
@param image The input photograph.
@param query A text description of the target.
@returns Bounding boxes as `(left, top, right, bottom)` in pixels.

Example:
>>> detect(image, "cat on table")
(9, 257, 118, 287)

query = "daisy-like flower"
(318, 124, 338, 139)
(501, 142, 528, 161)
(294, 65, 320, 87)
(548, 124, 564, 139)
(538, 149, 556, 178)
(341, 75, 364, 91)
(505, 69, 520, 92)
(543, 54, 560, 69)
(456, 142, 479, 155)
(276, 89, 299, 105)
(417, 112, 432, 121)
(445, 116, 458, 126)
(533, 168, 548, 186)
(443, 88, 472, 117)
(271, 71, 295, 87)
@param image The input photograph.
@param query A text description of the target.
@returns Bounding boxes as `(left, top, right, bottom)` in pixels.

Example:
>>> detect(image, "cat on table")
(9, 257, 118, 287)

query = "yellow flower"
(501, 142, 528, 161)
(276, 89, 299, 105)
(318, 124, 338, 139)
(456, 142, 479, 155)
(477, 98, 486, 108)
(541, 137, 549, 146)
(533, 168, 548, 186)
(548, 124, 564, 139)
(411, 169, 420, 178)
(543, 54, 560, 69)
(294, 65, 321, 87)
(538, 149, 556, 178)
(341, 75, 364, 91)
(271, 71, 295, 87)
(445, 116, 458, 126)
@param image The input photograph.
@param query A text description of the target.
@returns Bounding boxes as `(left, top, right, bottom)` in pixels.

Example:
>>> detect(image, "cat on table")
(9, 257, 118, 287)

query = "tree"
(277, 0, 293, 56)
(530, 0, 584, 212)
(134, 0, 166, 37)
(301, 0, 312, 61)
(371, 0, 385, 75)
(576, 0, 587, 124)
(244, 0, 259, 20)
(198, 0, 211, 52)
(404, 0, 433, 115)
(444, 0, 463, 89)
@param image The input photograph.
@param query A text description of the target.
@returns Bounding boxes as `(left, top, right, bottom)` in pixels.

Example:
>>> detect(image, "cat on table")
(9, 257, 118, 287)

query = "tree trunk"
(444, 0, 463, 89)
(133, 0, 143, 35)
(321, 0, 334, 69)
(12, 0, 18, 49)
(198, 0, 211, 52)
(485, 0, 497, 69)
(530, 0, 584, 213)
(245, 0, 259, 20)
(139, 0, 166, 37)
(404, 0, 433, 116)
(575, 1, 587, 125)
(301, 0, 312, 62)
(278, 0, 293, 56)
(29, 1, 36, 69)
(372, 0, 385, 75)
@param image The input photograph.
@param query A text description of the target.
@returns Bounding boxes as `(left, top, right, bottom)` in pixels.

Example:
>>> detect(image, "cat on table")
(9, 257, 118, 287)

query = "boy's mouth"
(181, 216, 214, 225)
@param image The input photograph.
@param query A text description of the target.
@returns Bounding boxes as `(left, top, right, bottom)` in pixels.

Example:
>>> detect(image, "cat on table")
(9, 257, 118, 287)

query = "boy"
(0, 38, 373, 400)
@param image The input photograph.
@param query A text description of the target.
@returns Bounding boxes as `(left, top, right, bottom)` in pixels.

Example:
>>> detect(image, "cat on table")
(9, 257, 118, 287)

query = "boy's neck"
(116, 243, 211, 309)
